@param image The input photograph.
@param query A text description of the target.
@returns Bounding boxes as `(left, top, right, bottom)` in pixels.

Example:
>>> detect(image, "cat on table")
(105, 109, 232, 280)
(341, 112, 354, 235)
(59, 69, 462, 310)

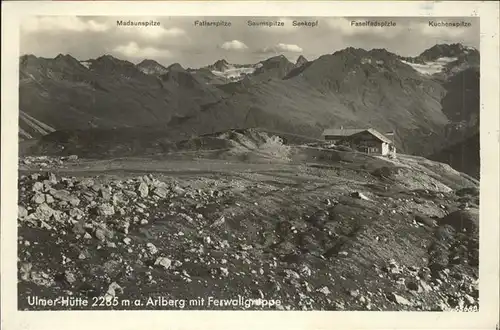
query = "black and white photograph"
(15, 14, 484, 311)
(1, 2, 498, 328)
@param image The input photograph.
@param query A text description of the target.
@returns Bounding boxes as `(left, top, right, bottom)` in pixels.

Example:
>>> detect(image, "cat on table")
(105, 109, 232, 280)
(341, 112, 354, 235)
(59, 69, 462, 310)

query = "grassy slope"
(19, 55, 224, 131)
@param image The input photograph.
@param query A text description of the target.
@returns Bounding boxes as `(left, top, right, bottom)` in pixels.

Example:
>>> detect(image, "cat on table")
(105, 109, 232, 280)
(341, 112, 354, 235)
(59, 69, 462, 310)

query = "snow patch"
(138, 65, 168, 75)
(401, 57, 458, 75)
(211, 65, 256, 81)
(80, 61, 91, 69)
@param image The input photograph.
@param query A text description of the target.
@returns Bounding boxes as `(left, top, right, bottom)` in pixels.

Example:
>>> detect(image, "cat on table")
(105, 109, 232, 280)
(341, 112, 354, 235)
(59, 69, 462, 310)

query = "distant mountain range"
(19, 43, 480, 177)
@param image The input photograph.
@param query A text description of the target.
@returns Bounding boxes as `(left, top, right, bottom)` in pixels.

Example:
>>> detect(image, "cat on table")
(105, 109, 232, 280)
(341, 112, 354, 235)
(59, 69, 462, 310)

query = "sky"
(20, 16, 480, 68)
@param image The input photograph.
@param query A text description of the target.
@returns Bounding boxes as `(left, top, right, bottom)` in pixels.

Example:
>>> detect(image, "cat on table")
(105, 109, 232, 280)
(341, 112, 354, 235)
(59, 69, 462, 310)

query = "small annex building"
(321, 128, 396, 156)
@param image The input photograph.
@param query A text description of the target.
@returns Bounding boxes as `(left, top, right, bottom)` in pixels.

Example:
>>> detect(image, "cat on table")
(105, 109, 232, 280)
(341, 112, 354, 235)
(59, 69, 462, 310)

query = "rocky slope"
(17, 132, 479, 311)
(295, 55, 308, 67)
(19, 110, 56, 141)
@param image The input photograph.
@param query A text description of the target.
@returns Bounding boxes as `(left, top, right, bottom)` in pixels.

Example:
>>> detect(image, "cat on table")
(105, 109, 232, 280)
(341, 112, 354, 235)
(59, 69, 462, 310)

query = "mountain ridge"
(19, 43, 480, 176)
(136, 59, 169, 75)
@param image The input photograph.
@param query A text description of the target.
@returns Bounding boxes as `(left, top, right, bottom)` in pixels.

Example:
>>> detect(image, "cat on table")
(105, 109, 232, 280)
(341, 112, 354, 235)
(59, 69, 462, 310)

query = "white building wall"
(381, 142, 389, 156)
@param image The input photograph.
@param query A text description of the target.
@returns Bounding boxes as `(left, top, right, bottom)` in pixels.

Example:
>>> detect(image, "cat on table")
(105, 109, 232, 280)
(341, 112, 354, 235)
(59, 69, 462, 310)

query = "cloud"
(19, 16, 479, 69)
(122, 26, 186, 39)
(219, 40, 249, 51)
(22, 16, 109, 33)
(113, 42, 170, 59)
(259, 43, 303, 53)
(325, 18, 354, 34)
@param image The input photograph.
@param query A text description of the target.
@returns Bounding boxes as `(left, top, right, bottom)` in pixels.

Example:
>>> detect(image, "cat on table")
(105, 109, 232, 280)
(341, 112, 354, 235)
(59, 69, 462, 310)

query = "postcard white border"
(2, 1, 499, 330)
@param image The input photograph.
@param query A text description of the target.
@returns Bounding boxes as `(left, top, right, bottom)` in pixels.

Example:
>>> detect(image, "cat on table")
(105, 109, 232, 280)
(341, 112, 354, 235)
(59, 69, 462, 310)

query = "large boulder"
(50, 189, 80, 206)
